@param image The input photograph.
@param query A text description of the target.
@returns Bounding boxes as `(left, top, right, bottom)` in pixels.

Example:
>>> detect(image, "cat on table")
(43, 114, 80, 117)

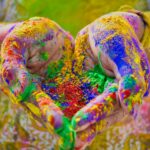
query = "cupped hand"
(72, 12, 150, 149)
(0, 17, 75, 149)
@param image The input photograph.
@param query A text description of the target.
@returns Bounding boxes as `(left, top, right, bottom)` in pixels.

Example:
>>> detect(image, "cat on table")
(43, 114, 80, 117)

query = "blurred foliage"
(0, 0, 150, 36)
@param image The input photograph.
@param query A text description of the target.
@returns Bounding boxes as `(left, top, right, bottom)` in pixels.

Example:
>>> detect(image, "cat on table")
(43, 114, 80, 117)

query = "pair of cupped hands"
(1, 15, 150, 150)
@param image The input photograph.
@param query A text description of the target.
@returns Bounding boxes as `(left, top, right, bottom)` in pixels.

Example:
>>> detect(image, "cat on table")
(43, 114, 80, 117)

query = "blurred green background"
(0, 0, 150, 36)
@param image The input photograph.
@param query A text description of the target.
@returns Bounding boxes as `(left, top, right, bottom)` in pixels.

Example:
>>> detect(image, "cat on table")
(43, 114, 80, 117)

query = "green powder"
(55, 117, 76, 150)
(85, 64, 115, 93)
(123, 75, 136, 89)
(18, 82, 36, 102)
(40, 52, 49, 61)
(46, 59, 64, 79)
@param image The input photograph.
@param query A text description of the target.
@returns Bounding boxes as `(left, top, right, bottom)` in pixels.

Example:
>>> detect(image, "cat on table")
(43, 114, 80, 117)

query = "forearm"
(2, 59, 64, 129)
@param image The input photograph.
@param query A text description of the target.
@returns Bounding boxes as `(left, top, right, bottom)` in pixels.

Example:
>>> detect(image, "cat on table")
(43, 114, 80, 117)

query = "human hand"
(74, 88, 125, 149)
(0, 17, 75, 149)
(72, 13, 150, 148)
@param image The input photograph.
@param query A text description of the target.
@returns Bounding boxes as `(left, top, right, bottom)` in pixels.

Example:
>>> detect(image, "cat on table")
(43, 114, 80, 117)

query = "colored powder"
(38, 40, 46, 47)
(84, 64, 115, 93)
(42, 63, 115, 118)
(122, 75, 136, 89)
(55, 117, 76, 150)
(46, 59, 64, 79)
(40, 52, 49, 61)
(18, 82, 36, 102)
(41, 50, 115, 118)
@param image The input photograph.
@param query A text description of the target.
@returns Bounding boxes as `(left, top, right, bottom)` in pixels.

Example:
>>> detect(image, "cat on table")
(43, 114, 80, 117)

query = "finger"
(72, 83, 120, 132)
(75, 124, 96, 150)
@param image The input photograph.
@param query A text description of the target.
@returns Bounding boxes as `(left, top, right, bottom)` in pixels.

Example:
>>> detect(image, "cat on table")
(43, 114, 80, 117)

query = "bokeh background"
(0, 0, 150, 36)
(0, 0, 150, 150)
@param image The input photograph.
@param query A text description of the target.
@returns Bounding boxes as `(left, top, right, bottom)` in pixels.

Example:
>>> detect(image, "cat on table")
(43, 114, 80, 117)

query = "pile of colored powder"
(41, 62, 115, 149)
(42, 60, 115, 118)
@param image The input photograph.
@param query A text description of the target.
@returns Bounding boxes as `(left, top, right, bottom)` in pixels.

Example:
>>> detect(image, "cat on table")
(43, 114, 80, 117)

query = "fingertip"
(71, 111, 86, 130)
(71, 112, 83, 130)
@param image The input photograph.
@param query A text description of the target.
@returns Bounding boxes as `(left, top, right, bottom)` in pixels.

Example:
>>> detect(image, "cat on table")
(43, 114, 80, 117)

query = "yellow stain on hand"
(25, 102, 41, 117)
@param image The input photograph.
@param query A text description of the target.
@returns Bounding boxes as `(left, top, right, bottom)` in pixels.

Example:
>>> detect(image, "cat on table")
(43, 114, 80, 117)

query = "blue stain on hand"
(100, 34, 133, 76)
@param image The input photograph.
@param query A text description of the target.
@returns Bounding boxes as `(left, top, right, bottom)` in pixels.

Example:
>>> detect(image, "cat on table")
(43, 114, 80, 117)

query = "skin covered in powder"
(0, 11, 150, 150)
(0, 17, 76, 149)
(72, 11, 150, 149)
(0, 17, 111, 149)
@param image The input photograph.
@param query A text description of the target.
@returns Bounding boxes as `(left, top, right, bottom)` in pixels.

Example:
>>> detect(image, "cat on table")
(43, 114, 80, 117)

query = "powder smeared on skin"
(1, 12, 150, 149)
